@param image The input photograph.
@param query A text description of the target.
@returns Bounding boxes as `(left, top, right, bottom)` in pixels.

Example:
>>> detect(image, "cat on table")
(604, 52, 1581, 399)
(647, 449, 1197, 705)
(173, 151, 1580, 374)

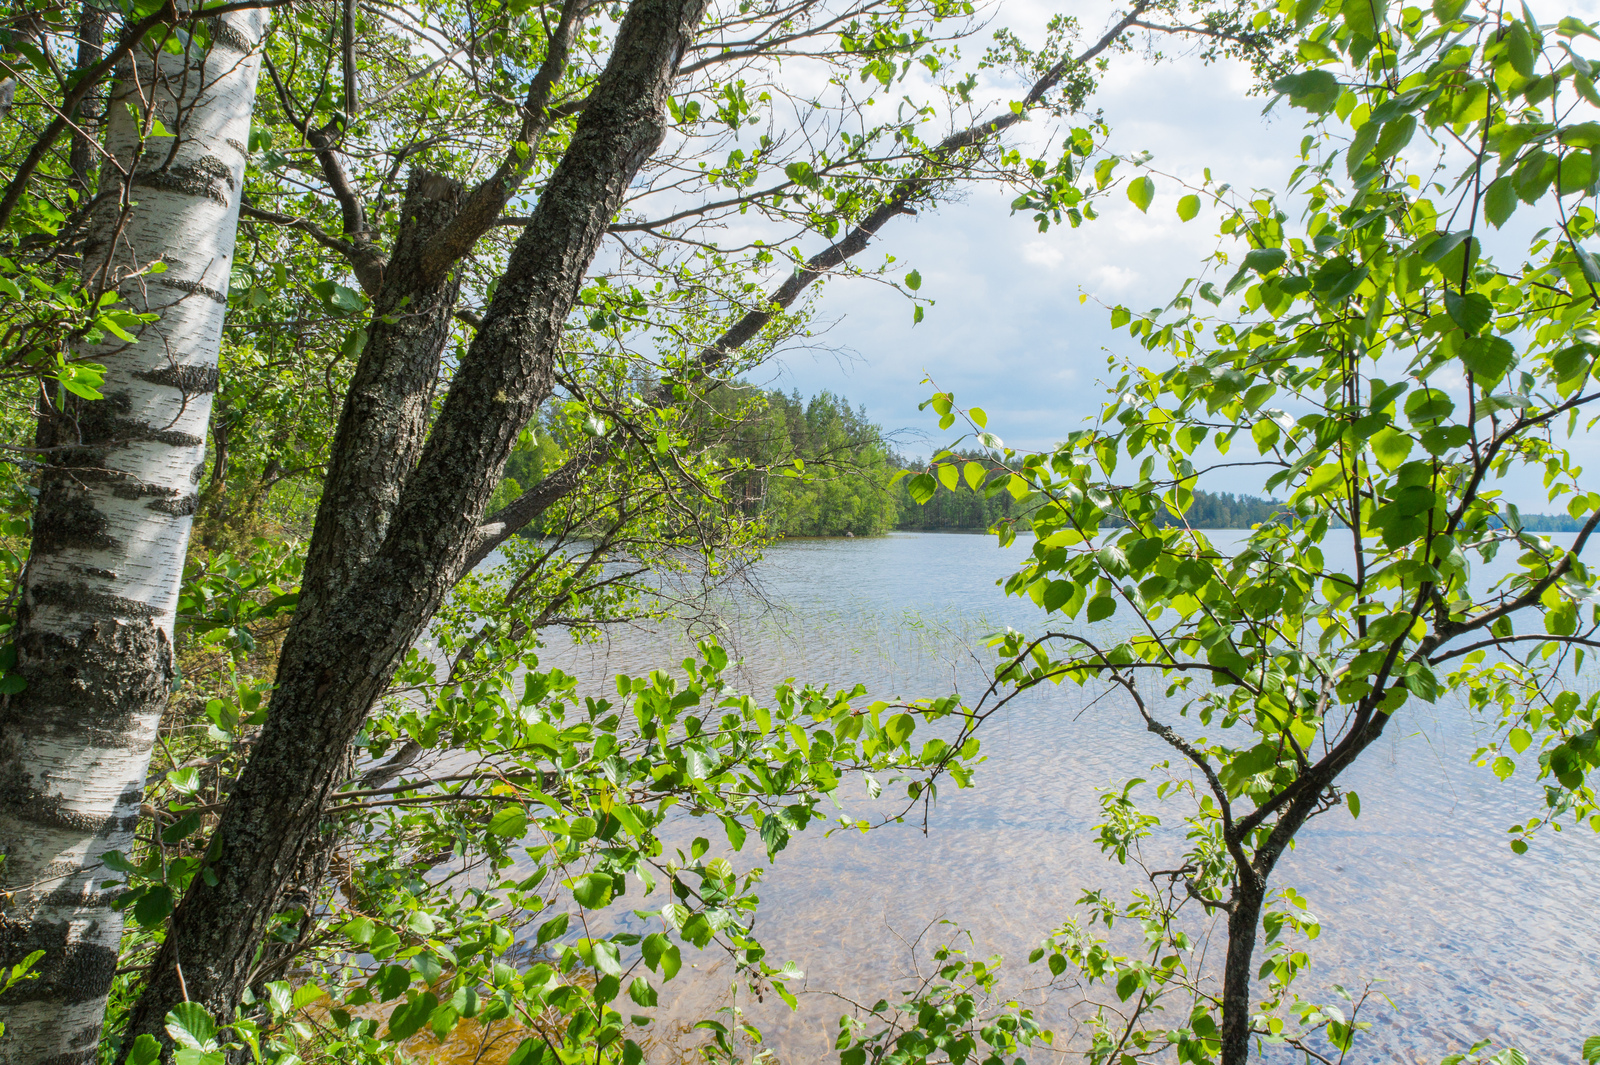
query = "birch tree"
(0, 6, 269, 1060)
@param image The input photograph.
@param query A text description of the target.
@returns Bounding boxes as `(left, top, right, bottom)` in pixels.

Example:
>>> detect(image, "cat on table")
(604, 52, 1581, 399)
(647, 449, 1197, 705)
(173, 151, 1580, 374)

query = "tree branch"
(415, 0, 593, 283)
(240, 201, 357, 258)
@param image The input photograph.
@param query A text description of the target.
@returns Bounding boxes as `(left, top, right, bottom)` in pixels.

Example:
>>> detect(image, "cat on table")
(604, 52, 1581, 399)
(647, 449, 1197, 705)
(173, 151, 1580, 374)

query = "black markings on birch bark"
(134, 363, 221, 394)
(0, 7, 268, 1061)
(150, 276, 230, 305)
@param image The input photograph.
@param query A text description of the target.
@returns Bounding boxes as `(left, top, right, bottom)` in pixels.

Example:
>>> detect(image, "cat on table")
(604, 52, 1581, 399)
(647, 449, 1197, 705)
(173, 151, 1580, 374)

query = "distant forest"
(606, 388, 1593, 536)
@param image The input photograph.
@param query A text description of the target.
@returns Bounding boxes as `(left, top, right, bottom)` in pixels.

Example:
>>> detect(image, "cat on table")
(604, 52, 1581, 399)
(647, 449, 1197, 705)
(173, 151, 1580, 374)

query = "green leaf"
(127, 1034, 164, 1065)
(368, 926, 402, 960)
(430, 1002, 459, 1041)
(133, 885, 173, 929)
(161, 811, 201, 844)
(1313, 256, 1368, 300)
(1370, 427, 1413, 472)
(171, 1049, 224, 1065)
(1347, 792, 1360, 819)
(570, 873, 614, 909)
(1042, 580, 1075, 613)
(1273, 70, 1342, 113)
(166, 767, 201, 794)
(588, 938, 622, 977)
(680, 912, 714, 948)
(1508, 728, 1532, 754)
(884, 712, 915, 745)
(905, 269, 921, 291)
(629, 976, 658, 1007)
(265, 981, 294, 1016)
(908, 473, 936, 505)
(1575, 246, 1600, 285)
(412, 952, 443, 986)
(1177, 194, 1200, 221)
(1304, 463, 1346, 496)
(1341, 0, 1386, 39)
(487, 806, 528, 838)
(1127, 176, 1154, 213)
(342, 916, 375, 944)
(537, 913, 568, 945)
(1444, 289, 1493, 334)
(508, 1039, 555, 1065)
(721, 814, 746, 851)
(310, 279, 364, 316)
(1505, 20, 1537, 78)
(759, 814, 790, 857)
(387, 994, 436, 1042)
(1460, 336, 1515, 384)
(1546, 599, 1578, 636)
(1404, 388, 1454, 426)
(1485, 176, 1518, 228)
(1244, 247, 1288, 275)
(1125, 537, 1162, 571)
(372, 964, 412, 1002)
(1085, 595, 1116, 623)
(661, 940, 683, 979)
(165, 1003, 217, 1051)
(1581, 1035, 1600, 1064)
(1374, 114, 1417, 161)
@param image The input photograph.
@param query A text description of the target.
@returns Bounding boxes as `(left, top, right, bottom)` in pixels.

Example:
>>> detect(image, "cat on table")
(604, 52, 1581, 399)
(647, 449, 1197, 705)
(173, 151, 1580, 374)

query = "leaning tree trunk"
(0, 9, 267, 1062)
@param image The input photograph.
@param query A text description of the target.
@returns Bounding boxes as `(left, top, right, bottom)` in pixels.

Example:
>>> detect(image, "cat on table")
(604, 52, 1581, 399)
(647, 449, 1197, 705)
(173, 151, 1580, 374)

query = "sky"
(758, 0, 1307, 475)
(745, 0, 1599, 510)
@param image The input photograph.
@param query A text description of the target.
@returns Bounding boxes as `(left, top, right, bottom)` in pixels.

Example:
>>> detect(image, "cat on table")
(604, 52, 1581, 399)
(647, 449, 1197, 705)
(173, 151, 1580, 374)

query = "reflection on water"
(521, 532, 1600, 1063)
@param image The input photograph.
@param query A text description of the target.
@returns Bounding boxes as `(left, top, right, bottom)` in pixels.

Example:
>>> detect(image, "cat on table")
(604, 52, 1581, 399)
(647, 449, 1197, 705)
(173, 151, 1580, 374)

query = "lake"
(510, 530, 1600, 1063)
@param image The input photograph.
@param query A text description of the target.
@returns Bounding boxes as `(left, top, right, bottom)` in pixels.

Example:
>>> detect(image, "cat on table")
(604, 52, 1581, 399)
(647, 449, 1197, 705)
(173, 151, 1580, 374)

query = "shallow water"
(520, 531, 1600, 1063)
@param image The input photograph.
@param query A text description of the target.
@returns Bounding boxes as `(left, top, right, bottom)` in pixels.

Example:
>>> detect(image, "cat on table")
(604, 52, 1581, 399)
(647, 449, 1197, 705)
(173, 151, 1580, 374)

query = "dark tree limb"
(416, 0, 594, 283)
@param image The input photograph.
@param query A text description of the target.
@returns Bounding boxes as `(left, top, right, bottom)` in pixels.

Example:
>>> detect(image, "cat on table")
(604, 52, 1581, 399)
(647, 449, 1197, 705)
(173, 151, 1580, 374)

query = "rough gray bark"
(0, 9, 268, 1061)
(291, 169, 465, 627)
(67, 4, 108, 199)
(273, 0, 590, 623)
(119, 0, 711, 1046)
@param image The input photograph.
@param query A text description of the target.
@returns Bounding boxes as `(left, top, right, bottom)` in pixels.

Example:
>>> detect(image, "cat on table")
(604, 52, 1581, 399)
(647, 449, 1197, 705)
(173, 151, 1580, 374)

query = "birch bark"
(0, 10, 267, 1061)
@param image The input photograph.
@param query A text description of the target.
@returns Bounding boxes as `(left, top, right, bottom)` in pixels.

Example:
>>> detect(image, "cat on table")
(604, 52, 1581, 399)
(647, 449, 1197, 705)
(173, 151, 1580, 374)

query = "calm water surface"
(521, 532, 1599, 1063)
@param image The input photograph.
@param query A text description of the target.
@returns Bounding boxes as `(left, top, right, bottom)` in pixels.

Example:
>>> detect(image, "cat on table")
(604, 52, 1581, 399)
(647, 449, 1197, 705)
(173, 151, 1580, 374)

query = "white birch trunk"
(0, 9, 267, 1061)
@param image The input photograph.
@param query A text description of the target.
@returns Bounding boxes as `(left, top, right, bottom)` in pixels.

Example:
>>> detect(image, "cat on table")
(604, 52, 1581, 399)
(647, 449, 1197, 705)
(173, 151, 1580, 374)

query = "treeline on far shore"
(514, 386, 1590, 538)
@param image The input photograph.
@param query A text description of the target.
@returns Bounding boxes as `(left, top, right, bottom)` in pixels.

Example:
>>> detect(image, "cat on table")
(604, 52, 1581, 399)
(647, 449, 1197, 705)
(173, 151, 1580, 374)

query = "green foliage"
(274, 636, 980, 1065)
(0, 941, 44, 1040)
(726, 389, 902, 537)
(894, 451, 1027, 532)
(878, 0, 1600, 1058)
(834, 930, 1050, 1065)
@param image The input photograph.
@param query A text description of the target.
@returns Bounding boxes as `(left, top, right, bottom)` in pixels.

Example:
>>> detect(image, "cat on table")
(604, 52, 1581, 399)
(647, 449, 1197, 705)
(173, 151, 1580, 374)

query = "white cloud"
(1020, 241, 1064, 269)
(1089, 264, 1138, 294)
